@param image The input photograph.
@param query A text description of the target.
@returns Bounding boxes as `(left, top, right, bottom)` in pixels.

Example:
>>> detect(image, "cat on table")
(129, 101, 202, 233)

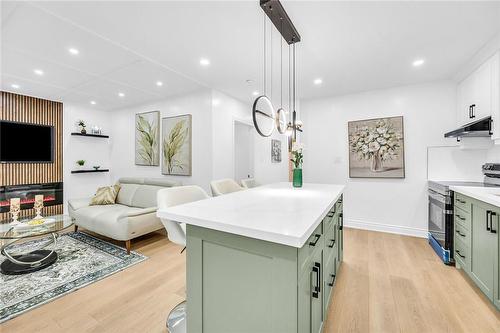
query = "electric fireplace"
(0, 182, 63, 213)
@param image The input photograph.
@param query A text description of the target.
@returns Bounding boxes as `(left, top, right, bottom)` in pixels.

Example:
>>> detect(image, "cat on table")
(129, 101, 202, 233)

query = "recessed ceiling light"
(118, 92, 125, 97)
(412, 59, 425, 67)
(313, 78, 323, 85)
(212, 99, 221, 106)
(68, 48, 79, 55)
(156, 81, 163, 87)
(90, 101, 96, 105)
(252, 91, 259, 96)
(11, 84, 20, 89)
(34, 69, 44, 76)
(246, 79, 254, 85)
(199, 58, 210, 66)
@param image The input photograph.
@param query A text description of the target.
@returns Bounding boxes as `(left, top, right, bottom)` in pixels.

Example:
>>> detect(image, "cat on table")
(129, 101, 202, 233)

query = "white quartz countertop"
(157, 182, 345, 248)
(450, 186, 500, 208)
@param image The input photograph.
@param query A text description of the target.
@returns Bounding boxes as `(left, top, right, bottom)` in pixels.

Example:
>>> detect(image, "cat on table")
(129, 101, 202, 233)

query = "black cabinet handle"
(328, 239, 335, 248)
(455, 250, 465, 259)
(455, 214, 465, 221)
(487, 211, 491, 231)
(471, 104, 476, 118)
(455, 230, 466, 237)
(328, 274, 335, 287)
(327, 212, 334, 218)
(309, 234, 321, 246)
(456, 198, 466, 204)
(312, 262, 321, 298)
(469, 105, 472, 118)
(491, 212, 497, 234)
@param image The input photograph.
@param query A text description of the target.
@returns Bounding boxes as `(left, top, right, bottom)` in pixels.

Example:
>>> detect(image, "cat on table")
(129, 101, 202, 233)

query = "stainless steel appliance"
(428, 163, 500, 264)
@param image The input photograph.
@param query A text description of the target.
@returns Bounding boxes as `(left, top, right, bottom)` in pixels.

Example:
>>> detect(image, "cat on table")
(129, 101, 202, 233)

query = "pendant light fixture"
(253, 0, 303, 152)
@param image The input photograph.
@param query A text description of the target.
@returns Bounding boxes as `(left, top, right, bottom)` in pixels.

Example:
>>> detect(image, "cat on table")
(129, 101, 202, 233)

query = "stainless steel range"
(428, 163, 500, 265)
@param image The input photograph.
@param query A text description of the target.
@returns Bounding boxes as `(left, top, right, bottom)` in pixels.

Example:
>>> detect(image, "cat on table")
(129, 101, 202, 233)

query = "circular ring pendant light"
(252, 13, 275, 137)
(276, 107, 287, 134)
(253, 95, 275, 137)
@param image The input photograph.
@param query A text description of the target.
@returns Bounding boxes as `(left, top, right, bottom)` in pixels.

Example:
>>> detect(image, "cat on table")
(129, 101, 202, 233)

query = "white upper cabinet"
(457, 51, 500, 142)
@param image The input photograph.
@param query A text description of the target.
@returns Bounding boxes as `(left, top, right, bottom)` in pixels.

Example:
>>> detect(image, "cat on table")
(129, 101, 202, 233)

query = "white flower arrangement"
(349, 119, 402, 161)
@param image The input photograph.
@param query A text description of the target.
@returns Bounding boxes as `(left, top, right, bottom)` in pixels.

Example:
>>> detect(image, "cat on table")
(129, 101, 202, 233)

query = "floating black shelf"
(71, 169, 109, 174)
(71, 132, 109, 138)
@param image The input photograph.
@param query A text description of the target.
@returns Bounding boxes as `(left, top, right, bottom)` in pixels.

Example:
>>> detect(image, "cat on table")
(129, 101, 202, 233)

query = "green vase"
(293, 168, 303, 188)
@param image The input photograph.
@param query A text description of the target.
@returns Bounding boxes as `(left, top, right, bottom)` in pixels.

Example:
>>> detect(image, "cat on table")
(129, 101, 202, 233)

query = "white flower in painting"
(368, 141, 380, 152)
(361, 145, 369, 154)
(376, 126, 388, 134)
(376, 137, 387, 145)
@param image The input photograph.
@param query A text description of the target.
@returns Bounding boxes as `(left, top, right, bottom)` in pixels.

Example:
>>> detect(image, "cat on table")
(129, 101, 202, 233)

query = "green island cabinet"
(186, 195, 344, 333)
(454, 192, 500, 310)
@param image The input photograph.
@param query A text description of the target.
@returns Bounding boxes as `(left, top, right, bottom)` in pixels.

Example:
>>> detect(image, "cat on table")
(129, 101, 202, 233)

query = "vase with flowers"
(290, 142, 304, 188)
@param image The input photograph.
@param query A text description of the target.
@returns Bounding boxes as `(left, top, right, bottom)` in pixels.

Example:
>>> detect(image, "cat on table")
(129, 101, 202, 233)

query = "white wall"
(301, 81, 457, 237)
(63, 104, 112, 211)
(110, 89, 213, 193)
(211, 90, 289, 185)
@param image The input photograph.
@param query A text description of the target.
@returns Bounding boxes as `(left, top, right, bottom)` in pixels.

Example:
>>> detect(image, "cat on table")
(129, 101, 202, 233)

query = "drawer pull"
(327, 212, 334, 218)
(312, 262, 321, 298)
(455, 230, 466, 237)
(490, 211, 497, 234)
(456, 198, 466, 204)
(455, 214, 465, 221)
(309, 234, 321, 247)
(328, 274, 335, 287)
(455, 250, 465, 259)
(328, 239, 335, 248)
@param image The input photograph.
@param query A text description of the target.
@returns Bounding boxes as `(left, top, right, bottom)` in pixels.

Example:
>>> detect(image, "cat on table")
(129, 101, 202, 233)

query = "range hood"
(444, 116, 492, 138)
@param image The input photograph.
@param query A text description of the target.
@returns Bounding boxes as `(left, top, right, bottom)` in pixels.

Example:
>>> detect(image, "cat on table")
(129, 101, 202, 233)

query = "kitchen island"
(157, 182, 345, 333)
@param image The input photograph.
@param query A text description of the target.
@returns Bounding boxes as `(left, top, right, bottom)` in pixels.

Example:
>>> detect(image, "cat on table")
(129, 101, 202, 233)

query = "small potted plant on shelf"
(76, 160, 85, 170)
(76, 120, 87, 134)
(290, 142, 304, 188)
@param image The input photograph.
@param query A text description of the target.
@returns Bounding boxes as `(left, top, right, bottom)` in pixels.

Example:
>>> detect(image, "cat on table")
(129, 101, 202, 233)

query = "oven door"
(428, 189, 451, 249)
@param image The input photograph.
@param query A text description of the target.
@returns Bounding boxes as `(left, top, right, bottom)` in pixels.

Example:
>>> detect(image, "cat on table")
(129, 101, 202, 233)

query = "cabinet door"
(473, 60, 492, 120)
(471, 203, 496, 301)
(311, 249, 324, 333)
(457, 75, 475, 125)
(298, 248, 324, 333)
(493, 208, 500, 310)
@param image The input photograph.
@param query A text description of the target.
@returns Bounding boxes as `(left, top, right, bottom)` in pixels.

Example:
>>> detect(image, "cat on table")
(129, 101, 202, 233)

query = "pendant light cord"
(263, 13, 266, 96)
(293, 43, 296, 113)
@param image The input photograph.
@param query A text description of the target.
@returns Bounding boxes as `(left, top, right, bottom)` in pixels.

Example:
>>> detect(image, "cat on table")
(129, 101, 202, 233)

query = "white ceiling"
(1, 1, 500, 110)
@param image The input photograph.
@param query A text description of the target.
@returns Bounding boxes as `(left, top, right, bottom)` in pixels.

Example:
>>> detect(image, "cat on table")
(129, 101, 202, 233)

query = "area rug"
(0, 232, 147, 323)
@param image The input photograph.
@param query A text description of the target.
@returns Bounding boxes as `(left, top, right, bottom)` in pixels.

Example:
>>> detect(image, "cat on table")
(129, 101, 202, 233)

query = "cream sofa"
(68, 177, 179, 254)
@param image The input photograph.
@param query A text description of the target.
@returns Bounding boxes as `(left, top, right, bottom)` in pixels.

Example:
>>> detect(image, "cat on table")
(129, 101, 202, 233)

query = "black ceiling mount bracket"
(260, 0, 301, 45)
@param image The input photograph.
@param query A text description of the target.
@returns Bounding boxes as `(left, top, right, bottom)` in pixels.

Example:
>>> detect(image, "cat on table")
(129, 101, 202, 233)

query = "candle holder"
(34, 194, 44, 219)
(9, 198, 21, 225)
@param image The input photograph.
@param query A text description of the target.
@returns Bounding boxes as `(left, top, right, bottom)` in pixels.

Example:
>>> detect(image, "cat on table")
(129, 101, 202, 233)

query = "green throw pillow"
(90, 185, 121, 206)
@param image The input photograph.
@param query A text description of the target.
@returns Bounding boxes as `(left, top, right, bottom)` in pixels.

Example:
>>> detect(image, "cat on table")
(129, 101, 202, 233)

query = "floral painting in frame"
(135, 111, 160, 166)
(348, 116, 405, 178)
(162, 114, 192, 176)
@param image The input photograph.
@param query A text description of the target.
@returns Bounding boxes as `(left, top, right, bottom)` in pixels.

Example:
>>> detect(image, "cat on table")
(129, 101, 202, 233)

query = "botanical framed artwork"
(162, 114, 192, 176)
(348, 116, 405, 178)
(135, 111, 160, 166)
(271, 139, 282, 163)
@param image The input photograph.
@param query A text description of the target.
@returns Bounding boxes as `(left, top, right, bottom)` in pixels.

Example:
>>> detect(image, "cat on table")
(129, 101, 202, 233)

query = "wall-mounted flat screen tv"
(0, 121, 54, 163)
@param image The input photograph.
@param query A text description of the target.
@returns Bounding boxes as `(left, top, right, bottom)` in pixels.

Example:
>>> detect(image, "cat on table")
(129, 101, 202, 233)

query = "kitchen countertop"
(450, 185, 500, 208)
(157, 182, 345, 248)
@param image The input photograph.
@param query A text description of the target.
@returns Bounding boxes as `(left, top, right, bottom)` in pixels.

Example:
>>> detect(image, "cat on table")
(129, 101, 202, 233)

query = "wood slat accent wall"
(0, 91, 63, 220)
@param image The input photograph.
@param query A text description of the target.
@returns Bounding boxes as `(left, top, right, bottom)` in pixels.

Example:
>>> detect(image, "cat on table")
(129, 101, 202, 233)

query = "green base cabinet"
(187, 196, 344, 333)
(454, 193, 499, 311)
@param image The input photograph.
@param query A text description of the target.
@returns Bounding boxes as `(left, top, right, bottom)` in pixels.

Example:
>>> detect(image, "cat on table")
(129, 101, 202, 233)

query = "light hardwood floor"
(1, 228, 499, 332)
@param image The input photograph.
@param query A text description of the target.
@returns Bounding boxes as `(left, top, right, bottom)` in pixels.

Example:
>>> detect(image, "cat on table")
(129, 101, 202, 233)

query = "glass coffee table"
(0, 215, 74, 275)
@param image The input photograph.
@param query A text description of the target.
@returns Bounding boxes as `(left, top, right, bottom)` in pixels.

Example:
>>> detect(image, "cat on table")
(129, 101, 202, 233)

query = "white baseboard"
(344, 218, 427, 238)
